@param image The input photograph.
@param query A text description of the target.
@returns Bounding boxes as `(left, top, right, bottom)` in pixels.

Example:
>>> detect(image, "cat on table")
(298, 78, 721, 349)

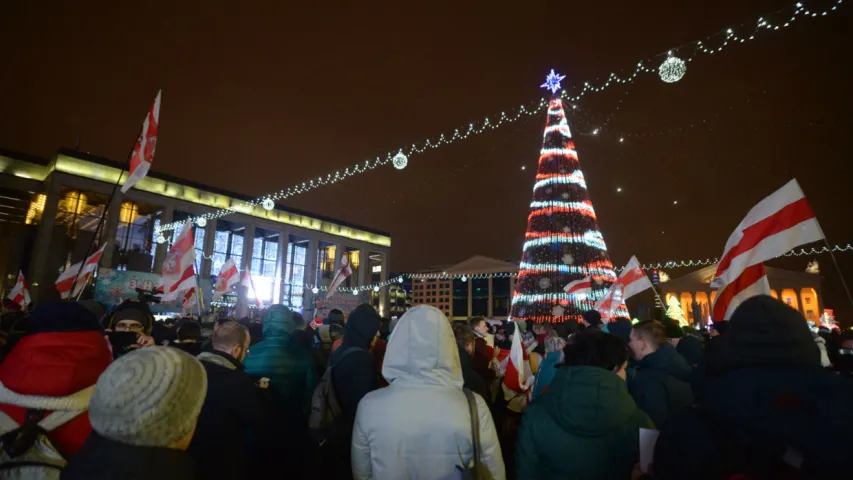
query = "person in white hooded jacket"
(351, 305, 505, 480)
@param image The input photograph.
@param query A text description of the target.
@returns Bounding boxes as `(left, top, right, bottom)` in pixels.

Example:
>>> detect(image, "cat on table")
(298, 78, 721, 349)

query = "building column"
(153, 205, 174, 274)
(303, 237, 318, 311)
(379, 252, 389, 317)
(200, 219, 217, 278)
(357, 249, 368, 287)
(100, 193, 123, 269)
(29, 179, 61, 303)
(467, 278, 473, 319)
(276, 230, 289, 304)
(487, 277, 494, 318)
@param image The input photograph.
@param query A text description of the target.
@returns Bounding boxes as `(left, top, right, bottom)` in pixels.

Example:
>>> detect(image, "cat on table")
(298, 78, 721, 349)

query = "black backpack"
(307, 347, 365, 448)
(0, 408, 83, 479)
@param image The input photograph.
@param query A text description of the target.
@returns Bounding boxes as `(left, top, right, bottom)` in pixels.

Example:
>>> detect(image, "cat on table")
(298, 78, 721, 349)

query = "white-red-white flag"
(326, 255, 352, 297)
(594, 281, 626, 321)
(712, 263, 771, 321)
(55, 244, 108, 299)
(501, 324, 533, 400)
(619, 256, 653, 301)
(212, 258, 240, 301)
(182, 287, 198, 314)
(161, 219, 197, 299)
(121, 90, 161, 193)
(711, 179, 823, 290)
(563, 277, 592, 297)
(241, 270, 263, 309)
(6, 271, 31, 309)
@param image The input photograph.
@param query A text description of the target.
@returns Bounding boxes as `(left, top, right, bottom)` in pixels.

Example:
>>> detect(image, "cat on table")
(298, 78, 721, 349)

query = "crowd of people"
(0, 293, 852, 479)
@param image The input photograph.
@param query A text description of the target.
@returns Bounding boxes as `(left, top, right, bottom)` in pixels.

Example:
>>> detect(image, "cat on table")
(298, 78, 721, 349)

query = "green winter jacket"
(515, 366, 654, 480)
(243, 305, 316, 416)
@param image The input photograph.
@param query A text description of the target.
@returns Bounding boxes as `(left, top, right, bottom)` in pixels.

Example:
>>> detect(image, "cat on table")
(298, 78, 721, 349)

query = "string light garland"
(392, 152, 408, 170)
(155, 0, 842, 233)
(659, 55, 687, 83)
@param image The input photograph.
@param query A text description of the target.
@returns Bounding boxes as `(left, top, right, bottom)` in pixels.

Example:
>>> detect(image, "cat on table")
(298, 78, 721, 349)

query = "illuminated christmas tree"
(665, 296, 687, 325)
(510, 70, 622, 323)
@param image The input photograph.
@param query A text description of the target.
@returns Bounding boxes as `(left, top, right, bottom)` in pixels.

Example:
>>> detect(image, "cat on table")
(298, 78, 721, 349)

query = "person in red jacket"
(0, 301, 112, 459)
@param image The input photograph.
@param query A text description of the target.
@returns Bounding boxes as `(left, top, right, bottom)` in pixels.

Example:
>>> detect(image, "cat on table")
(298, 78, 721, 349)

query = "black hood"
(722, 295, 819, 371)
(340, 304, 381, 350)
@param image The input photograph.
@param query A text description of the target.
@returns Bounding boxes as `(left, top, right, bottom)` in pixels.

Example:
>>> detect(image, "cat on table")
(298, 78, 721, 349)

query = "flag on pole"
(121, 90, 161, 193)
(326, 255, 352, 297)
(619, 256, 654, 301)
(212, 258, 240, 301)
(712, 263, 771, 321)
(711, 179, 824, 290)
(6, 271, 31, 309)
(563, 277, 592, 297)
(182, 287, 198, 314)
(594, 281, 625, 321)
(241, 270, 263, 309)
(710, 179, 823, 320)
(161, 219, 197, 299)
(501, 324, 534, 405)
(55, 244, 108, 299)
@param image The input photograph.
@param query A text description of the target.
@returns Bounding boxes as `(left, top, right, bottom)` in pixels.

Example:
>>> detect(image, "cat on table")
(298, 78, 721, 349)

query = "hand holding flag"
(6, 271, 31, 309)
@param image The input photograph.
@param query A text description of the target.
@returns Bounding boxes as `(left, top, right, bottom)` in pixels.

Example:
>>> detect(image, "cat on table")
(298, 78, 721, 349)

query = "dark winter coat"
(171, 341, 203, 357)
(188, 350, 268, 480)
(516, 366, 654, 479)
(62, 432, 197, 480)
(676, 334, 703, 368)
(458, 345, 490, 405)
(629, 343, 694, 428)
(243, 305, 315, 416)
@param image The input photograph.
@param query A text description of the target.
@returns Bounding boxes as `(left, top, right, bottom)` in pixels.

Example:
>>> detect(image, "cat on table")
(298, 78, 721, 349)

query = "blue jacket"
(531, 351, 561, 400)
(629, 343, 694, 428)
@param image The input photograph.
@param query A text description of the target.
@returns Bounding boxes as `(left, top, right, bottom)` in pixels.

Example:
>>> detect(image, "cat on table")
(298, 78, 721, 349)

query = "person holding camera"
(105, 300, 156, 359)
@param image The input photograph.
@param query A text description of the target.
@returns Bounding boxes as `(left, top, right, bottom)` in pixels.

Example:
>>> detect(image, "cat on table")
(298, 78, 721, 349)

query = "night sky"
(2, 1, 852, 318)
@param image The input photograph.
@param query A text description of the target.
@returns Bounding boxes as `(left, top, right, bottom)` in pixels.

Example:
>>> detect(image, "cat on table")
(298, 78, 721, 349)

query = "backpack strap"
(462, 389, 483, 467)
(38, 410, 85, 432)
(0, 411, 19, 434)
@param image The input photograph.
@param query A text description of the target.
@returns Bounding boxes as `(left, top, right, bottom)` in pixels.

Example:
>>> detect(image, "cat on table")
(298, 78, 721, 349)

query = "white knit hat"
(89, 346, 207, 447)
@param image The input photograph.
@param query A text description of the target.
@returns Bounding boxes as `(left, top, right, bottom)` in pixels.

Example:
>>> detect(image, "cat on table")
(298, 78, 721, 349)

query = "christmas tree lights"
(510, 74, 621, 323)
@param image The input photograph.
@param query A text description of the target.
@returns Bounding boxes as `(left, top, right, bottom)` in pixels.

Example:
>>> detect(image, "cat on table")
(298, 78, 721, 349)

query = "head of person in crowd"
(87, 347, 207, 450)
(211, 321, 250, 363)
(709, 320, 728, 337)
(663, 320, 684, 347)
(545, 335, 565, 357)
(213, 317, 234, 333)
(108, 300, 155, 335)
(721, 295, 820, 371)
(583, 309, 603, 329)
(453, 323, 476, 356)
(0, 301, 112, 458)
(604, 317, 633, 343)
(289, 327, 314, 350)
(326, 308, 345, 327)
(248, 321, 264, 345)
(177, 321, 202, 343)
(563, 330, 629, 379)
(469, 316, 488, 337)
(378, 317, 392, 339)
(388, 316, 399, 335)
(341, 304, 382, 350)
(628, 320, 667, 361)
(78, 299, 106, 323)
(291, 312, 305, 330)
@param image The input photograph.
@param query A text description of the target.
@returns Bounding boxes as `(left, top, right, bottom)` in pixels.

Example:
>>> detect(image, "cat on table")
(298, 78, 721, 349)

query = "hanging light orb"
(262, 198, 275, 211)
(156, 234, 166, 244)
(392, 152, 408, 170)
(373, 286, 380, 292)
(196, 217, 207, 227)
(353, 289, 360, 296)
(311, 287, 319, 294)
(659, 56, 687, 83)
(461, 275, 468, 282)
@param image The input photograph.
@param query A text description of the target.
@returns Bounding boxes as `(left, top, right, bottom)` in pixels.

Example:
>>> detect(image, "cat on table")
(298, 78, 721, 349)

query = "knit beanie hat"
(89, 346, 207, 447)
(27, 301, 104, 335)
(722, 295, 820, 370)
(663, 320, 684, 339)
(326, 309, 345, 326)
(109, 300, 154, 333)
(583, 310, 602, 327)
(606, 318, 633, 343)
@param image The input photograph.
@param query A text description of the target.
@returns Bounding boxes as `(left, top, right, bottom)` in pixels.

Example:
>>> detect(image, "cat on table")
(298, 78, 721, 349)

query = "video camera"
(135, 288, 162, 304)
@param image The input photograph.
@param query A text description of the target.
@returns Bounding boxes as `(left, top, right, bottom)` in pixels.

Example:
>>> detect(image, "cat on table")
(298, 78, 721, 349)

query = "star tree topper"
(541, 69, 566, 94)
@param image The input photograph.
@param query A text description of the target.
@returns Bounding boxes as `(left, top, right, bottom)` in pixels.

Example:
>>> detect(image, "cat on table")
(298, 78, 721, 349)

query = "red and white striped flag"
(326, 255, 352, 297)
(55, 244, 107, 299)
(710, 179, 823, 320)
(594, 281, 625, 321)
(212, 258, 240, 301)
(182, 287, 198, 314)
(501, 324, 533, 402)
(6, 271, 31, 309)
(564, 277, 592, 297)
(161, 219, 197, 299)
(241, 270, 263, 309)
(712, 263, 771, 321)
(121, 90, 161, 193)
(711, 179, 823, 290)
(619, 256, 653, 301)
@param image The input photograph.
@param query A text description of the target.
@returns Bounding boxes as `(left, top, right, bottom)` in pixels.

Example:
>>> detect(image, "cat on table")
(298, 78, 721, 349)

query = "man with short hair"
(453, 323, 490, 403)
(189, 322, 269, 480)
(469, 317, 495, 387)
(628, 320, 694, 428)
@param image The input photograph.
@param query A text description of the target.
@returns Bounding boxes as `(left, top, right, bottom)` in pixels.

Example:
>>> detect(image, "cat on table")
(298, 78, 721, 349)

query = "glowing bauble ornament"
(195, 217, 207, 227)
(311, 287, 320, 294)
(659, 56, 687, 83)
(538, 277, 551, 289)
(562, 192, 570, 200)
(461, 275, 468, 282)
(373, 286, 380, 292)
(262, 198, 275, 211)
(156, 235, 166, 244)
(545, 187, 553, 194)
(562, 254, 574, 265)
(392, 152, 408, 170)
(562, 226, 571, 233)
(552, 305, 565, 317)
(353, 289, 360, 296)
